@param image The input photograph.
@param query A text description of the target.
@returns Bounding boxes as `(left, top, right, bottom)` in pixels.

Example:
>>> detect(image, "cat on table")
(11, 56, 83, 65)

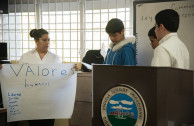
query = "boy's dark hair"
(148, 26, 157, 39)
(106, 18, 124, 34)
(155, 9, 179, 32)
(30, 28, 48, 41)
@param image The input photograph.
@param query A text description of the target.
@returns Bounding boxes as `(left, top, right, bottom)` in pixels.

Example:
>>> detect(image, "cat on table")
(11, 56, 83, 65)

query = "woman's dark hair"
(106, 18, 124, 34)
(155, 9, 179, 32)
(30, 29, 48, 40)
(148, 26, 157, 39)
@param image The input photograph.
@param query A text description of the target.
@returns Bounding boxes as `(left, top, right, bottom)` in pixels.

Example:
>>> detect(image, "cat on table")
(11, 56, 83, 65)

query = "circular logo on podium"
(101, 84, 147, 126)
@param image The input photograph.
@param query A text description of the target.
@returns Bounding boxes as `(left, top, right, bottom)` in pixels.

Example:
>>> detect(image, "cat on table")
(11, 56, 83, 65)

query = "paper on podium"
(82, 62, 92, 70)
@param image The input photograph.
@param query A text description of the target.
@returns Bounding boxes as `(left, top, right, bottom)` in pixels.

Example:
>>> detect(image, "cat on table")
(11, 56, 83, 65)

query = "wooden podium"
(93, 65, 194, 126)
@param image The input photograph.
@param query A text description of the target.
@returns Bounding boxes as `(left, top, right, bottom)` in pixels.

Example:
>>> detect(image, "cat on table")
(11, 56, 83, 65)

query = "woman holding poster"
(0, 28, 61, 126)
(20, 28, 61, 126)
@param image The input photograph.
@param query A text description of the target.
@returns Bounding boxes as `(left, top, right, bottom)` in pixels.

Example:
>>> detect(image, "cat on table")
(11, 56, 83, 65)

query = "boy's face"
(108, 29, 125, 45)
(149, 36, 159, 49)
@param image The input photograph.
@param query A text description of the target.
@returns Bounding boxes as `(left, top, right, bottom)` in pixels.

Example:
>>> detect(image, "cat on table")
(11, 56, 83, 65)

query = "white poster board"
(0, 63, 77, 122)
(136, 0, 194, 70)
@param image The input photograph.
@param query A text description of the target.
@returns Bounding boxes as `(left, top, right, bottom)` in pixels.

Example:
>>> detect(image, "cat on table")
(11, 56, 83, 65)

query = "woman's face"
(36, 34, 50, 52)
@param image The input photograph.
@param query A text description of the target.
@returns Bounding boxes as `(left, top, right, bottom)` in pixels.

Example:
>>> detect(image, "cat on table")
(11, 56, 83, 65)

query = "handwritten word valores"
(10, 64, 74, 77)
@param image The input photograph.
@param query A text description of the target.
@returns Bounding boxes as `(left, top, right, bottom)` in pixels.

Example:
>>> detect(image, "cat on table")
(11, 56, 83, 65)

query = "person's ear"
(160, 24, 165, 30)
(35, 40, 38, 45)
(121, 29, 125, 35)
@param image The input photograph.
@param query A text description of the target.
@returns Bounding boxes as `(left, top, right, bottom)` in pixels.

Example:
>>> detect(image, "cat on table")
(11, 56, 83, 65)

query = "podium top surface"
(77, 71, 92, 77)
(93, 64, 193, 72)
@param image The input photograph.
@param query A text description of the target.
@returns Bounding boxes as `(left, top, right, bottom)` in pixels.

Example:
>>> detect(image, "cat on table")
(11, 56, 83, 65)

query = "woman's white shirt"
(19, 48, 61, 64)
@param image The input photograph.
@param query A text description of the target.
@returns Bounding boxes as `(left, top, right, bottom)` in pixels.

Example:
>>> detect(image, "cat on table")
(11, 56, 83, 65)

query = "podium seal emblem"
(101, 84, 147, 126)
